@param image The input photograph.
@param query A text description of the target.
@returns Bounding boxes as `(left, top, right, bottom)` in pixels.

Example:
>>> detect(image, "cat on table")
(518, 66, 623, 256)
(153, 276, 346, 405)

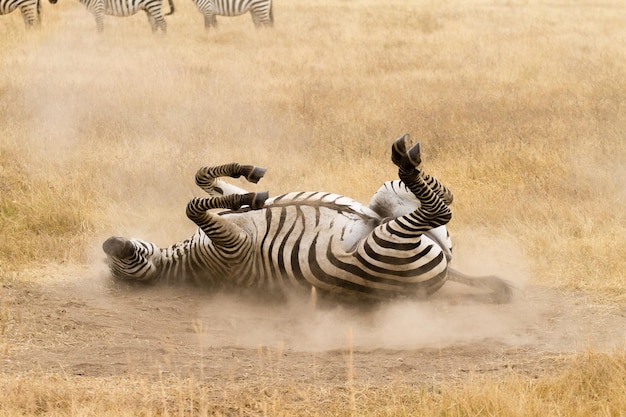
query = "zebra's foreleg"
(186, 191, 269, 219)
(195, 163, 267, 196)
(186, 193, 267, 248)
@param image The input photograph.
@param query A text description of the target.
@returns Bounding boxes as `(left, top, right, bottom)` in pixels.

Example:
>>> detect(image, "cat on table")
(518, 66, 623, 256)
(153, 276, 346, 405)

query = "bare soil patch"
(2, 264, 625, 387)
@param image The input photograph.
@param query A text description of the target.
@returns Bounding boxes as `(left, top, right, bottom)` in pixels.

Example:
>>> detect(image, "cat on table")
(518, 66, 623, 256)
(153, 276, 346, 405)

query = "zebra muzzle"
(103, 237, 135, 259)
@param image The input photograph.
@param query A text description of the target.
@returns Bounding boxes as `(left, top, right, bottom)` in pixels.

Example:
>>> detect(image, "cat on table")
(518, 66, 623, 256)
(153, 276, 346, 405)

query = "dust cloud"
(190, 235, 539, 352)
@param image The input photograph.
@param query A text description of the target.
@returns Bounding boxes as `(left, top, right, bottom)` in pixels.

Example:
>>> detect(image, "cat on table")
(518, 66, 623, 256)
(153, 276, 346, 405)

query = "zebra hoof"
(240, 165, 267, 184)
(248, 166, 267, 184)
(103, 237, 135, 259)
(406, 142, 421, 167)
(251, 191, 269, 209)
(391, 133, 409, 167)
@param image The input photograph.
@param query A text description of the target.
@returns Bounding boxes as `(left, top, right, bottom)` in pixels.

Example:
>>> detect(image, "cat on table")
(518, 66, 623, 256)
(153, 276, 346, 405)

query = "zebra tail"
(165, 0, 174, 16)
(446, 267, 516, 304)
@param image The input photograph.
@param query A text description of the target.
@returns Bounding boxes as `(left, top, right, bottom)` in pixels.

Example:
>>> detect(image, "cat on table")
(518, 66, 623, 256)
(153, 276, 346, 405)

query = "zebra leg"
(186, 192, 269, 216)
(186, 192, 268, 246)
(145, 8, 167, 32)
(146, 13, 157, 32)
(250, 1, 273, 27)
(392, 134, 453, 206)
(93, 10, 104, 32)
(204, 14, 217, 28)
(195, 163, 267, 196)
(391, 135, 451, 225)
(20, 4, 39, 28)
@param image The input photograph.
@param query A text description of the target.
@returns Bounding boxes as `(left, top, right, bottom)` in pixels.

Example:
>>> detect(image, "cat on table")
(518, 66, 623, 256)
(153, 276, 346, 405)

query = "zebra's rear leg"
(195, 163, 267, 196)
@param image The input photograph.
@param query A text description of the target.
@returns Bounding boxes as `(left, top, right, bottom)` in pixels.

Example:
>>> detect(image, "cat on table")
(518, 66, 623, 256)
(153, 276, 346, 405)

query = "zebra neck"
(157, 237, 204, 285)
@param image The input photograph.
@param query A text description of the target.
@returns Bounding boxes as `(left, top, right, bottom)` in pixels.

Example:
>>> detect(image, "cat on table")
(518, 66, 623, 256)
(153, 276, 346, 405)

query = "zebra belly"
(220, 202, 448, 300)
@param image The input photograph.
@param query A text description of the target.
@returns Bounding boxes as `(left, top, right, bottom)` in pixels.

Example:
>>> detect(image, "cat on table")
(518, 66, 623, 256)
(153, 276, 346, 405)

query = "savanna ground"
(1, 0, 626, 415)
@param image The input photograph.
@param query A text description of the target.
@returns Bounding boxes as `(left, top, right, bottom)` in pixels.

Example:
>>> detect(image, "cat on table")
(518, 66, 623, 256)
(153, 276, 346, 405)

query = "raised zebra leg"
(186, 191, 269, 217)
(391, 134, 452, 228)
(195, 163, 267, 196)
(187, 163, 269, 247)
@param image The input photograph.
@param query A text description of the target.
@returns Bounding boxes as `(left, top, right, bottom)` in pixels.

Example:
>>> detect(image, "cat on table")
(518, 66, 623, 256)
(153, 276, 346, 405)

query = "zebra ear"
(103, 237, 135, 259)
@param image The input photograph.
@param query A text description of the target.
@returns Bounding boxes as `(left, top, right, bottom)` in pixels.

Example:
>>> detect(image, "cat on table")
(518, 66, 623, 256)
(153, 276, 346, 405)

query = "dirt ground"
(2, 262, 625, 387)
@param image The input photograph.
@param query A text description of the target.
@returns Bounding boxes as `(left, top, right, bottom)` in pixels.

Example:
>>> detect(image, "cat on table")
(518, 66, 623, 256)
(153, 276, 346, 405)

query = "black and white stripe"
(103, 135, 513, 303)
(1, 0, 41, 28)
(190, 0, 272, 29)
(50, 0, 174, 32)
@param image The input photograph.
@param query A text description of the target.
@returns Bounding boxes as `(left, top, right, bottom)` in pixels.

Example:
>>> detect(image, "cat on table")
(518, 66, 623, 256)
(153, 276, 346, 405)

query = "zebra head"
(102, 236, 162, 282)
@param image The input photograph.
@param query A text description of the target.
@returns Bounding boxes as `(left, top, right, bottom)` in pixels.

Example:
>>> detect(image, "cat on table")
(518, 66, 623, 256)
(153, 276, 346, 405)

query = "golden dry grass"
(1, 0, 626, 415)
(0, 350, 625, 416)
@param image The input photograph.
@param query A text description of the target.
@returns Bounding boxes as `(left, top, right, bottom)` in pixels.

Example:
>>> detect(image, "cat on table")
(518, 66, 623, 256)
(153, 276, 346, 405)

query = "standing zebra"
(1, 0, 41, 28)
(103, 134, 513, 304)
(190, 0, 272, 30)
(48, 0, 174, 32)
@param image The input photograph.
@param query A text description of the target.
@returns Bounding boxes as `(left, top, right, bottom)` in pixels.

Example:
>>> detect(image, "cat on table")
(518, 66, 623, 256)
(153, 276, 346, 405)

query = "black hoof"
(248, 166, 267, 184)
(103, 237, 135, 259)
(392, 134, 422, 170)
(251, 191, 269, 209)
(240, 165, 267, 184)
(391, 133, 410, 167)
(406, 142, 421, 167)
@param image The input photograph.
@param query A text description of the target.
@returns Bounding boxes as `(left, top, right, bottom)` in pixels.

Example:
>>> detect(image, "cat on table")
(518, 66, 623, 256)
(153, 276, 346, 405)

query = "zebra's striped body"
(191, 0, 272, 29)
(103, 135, 512, 303)
(1, 0, 41, 28)
(53, 0, 174, 32)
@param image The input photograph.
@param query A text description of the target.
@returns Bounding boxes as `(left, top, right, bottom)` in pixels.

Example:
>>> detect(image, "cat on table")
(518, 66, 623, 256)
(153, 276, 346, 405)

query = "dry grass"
(0, 350, 625, 416)
(1, 0, 626, 415)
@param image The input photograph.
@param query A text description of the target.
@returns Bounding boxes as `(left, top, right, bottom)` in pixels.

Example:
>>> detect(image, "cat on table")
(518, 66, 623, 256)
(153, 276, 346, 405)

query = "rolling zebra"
(1, 0, 41, 28)
(103, 134, 513, 304)
(48, 0, 174, 32)
(190, 0, 272, 30)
